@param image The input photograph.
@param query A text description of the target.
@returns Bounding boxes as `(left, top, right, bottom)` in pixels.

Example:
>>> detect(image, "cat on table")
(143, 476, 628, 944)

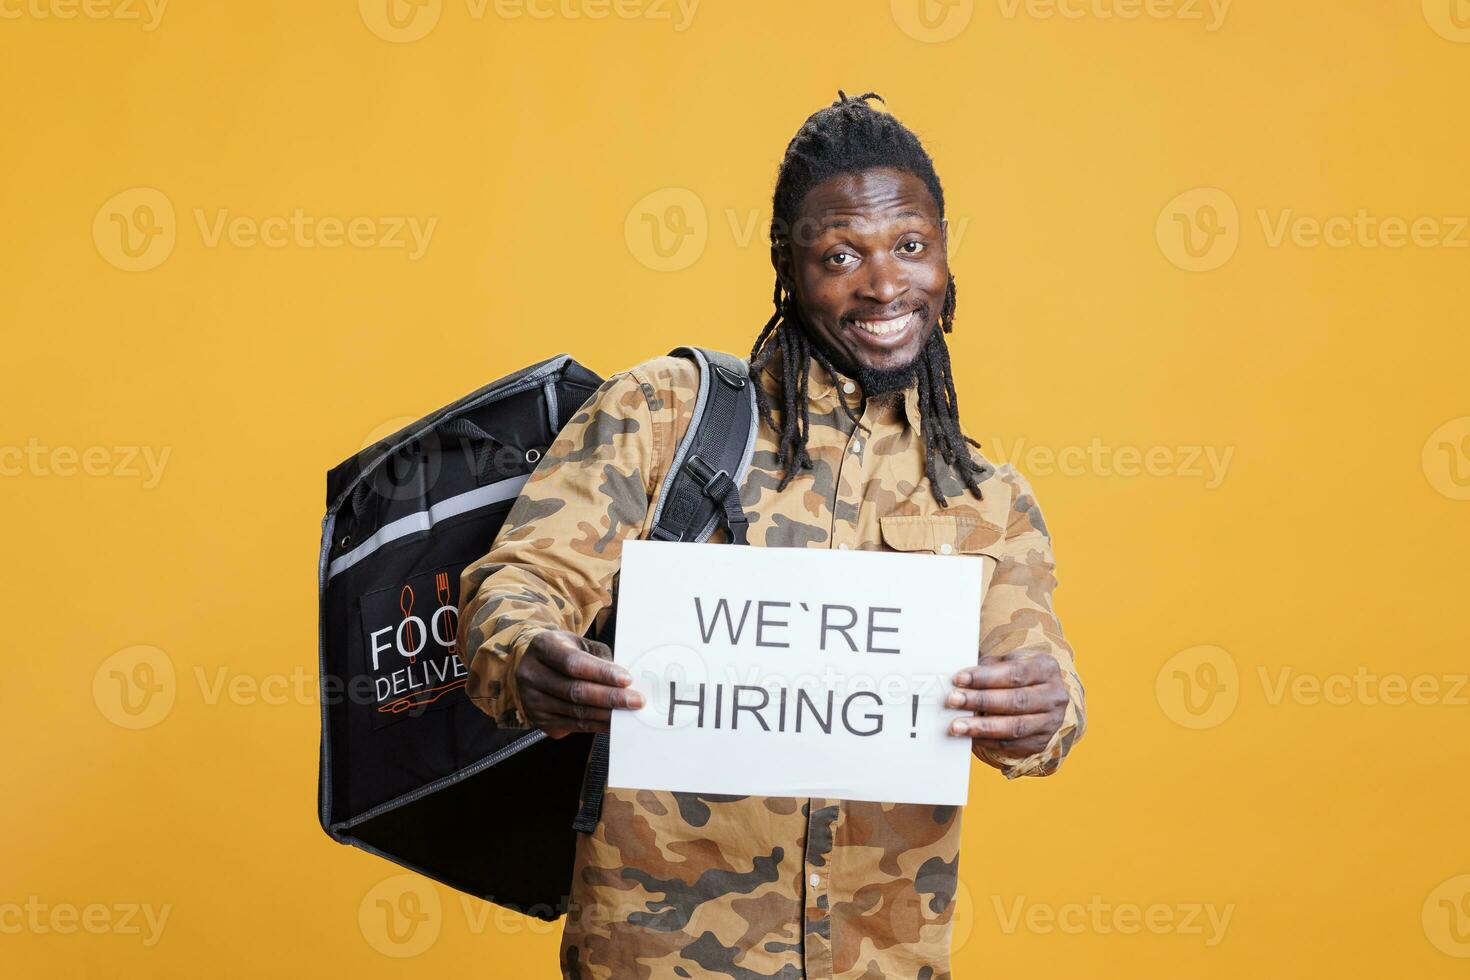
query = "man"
(458, 91, 1086, 979)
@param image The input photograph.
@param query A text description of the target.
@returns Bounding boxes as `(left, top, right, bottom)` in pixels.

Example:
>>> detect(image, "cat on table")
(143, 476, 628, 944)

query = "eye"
(898, 239, 926, 255)
(825, 251, 858, 269)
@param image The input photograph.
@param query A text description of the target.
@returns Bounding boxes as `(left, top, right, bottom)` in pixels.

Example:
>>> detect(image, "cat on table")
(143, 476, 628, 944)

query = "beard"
(802, 319, 934, 396)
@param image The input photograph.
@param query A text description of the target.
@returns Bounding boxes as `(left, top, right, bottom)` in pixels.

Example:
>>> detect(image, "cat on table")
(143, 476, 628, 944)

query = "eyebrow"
(818, 208, 928, 232)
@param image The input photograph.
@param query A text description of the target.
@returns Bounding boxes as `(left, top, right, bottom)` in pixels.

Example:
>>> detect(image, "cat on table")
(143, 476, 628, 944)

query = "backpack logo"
(359, 565, 469, 727)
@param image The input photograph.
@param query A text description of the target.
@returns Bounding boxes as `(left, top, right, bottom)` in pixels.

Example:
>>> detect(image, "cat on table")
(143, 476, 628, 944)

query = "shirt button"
(809, 873, 821, 888)
(851, 441, 863, 454)
(837, 543, 849, 551)
(939, 543, 954, 555)
(842, 381, 856, 394)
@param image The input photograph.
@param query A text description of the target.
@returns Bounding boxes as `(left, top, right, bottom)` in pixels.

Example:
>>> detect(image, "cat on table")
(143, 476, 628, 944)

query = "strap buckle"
(685, 454, 734, 500)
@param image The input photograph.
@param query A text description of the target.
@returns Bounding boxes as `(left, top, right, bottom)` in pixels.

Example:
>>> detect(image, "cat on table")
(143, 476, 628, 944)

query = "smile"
(850, 309, 920, 339)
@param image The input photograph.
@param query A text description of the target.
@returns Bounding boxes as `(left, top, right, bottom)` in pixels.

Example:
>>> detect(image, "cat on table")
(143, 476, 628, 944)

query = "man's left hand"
(946, 650, 1069, 760)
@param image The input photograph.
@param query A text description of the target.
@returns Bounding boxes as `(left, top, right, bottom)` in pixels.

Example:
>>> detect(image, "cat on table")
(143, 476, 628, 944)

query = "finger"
(529, 669, 645, 711)
(520, 674, 643, 719)
(945, 683, 1064, 714)
(947, 712, 1057, 740)
(539, 632, 632, 687)
(973, 735, 1051, 757)
(953, 654, 1057, 690)
(520, 684, 619, 720)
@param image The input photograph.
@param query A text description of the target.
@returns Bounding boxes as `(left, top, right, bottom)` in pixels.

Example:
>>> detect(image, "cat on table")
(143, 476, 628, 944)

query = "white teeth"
(852, 311, 915, 337)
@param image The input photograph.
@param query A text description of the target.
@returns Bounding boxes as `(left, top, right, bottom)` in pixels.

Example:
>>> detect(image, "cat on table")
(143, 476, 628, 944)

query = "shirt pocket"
(878, 513, 1006, 595)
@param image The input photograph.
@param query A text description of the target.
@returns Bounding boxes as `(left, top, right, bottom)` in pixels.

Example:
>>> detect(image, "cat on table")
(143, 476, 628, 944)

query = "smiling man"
(458, 91, 1086, 979)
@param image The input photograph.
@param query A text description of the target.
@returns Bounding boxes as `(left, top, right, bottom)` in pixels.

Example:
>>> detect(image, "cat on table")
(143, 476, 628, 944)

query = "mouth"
(844, 308, 924, 346)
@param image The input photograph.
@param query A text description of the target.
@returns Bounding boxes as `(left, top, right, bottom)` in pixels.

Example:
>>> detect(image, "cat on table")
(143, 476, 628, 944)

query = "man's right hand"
(514, 629, 644, 737)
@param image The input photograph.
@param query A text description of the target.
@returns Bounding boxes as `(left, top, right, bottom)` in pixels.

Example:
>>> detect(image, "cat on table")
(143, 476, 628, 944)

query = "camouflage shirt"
(458, 343, 1086, 979)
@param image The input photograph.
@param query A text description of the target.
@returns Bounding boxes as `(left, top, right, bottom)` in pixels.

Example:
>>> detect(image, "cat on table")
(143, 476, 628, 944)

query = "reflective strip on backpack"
(326, 474, 529, 581)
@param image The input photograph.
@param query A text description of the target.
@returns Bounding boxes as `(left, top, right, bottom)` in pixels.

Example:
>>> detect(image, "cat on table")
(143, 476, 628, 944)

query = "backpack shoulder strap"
(647, 347, 758, 546)
(570, 348, 758, 836)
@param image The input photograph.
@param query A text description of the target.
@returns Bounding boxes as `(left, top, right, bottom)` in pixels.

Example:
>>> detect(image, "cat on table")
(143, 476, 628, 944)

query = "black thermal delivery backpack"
(316, 348, 757, 918)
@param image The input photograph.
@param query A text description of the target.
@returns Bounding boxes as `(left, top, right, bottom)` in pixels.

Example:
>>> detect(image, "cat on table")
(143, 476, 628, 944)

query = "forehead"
(796, 167, 940, 226)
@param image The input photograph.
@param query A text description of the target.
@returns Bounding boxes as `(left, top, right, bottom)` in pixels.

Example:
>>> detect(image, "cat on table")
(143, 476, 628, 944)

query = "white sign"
(608, 540, 984, 806)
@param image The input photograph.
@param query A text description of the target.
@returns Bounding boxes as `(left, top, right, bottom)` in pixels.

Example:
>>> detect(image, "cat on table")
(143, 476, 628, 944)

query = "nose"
(855, 251, 909, 308)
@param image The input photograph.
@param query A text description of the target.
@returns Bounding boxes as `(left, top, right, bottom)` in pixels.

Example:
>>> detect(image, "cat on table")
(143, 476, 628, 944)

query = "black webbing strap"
(571, 731, 611, 834)
(571, 347, 756, 834)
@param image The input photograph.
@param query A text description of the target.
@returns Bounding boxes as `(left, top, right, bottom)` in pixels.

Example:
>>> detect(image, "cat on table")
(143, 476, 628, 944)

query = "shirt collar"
(757, 340, 924, 431)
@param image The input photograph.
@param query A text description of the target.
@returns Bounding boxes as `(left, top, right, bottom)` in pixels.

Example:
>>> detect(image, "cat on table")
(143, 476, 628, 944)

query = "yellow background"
(3, 0, 1468, 975)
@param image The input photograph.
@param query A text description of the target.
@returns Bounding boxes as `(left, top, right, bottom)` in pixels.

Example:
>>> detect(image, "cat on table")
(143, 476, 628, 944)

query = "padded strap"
(649, 347, 758, 545)
(573, 347, 757, 835)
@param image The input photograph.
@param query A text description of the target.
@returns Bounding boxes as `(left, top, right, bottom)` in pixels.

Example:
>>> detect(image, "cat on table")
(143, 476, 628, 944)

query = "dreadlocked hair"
(749, 90, 984, 508)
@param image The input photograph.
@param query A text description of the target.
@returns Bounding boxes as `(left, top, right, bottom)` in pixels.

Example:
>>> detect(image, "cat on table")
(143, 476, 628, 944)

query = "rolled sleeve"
(456, 369, 661, 728)
(974, 464, 1087, 778)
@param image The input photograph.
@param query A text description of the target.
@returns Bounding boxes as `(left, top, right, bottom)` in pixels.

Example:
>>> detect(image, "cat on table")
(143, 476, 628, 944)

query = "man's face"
(773, 166, 949, 379)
